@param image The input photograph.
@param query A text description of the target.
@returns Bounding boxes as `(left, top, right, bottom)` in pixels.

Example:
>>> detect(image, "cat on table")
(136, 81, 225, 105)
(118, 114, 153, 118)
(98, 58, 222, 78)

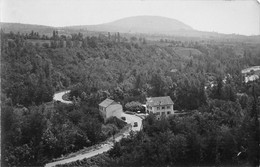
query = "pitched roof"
(99, 98, 115, 108)
(146, 96, 174, 106)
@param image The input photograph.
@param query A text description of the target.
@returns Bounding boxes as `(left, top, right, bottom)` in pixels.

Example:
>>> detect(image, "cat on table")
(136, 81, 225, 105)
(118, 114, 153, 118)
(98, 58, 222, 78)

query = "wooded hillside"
(1, 30, 259, 166)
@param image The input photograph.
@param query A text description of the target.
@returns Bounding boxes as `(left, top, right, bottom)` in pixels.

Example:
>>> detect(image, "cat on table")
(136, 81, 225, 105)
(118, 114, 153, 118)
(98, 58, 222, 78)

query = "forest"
(1, 29, 260, 166)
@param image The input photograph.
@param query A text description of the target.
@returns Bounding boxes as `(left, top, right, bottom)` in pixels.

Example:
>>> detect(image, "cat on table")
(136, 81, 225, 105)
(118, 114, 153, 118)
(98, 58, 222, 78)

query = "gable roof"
(146, 96, 174, 106)
(99, 98, 116, 108)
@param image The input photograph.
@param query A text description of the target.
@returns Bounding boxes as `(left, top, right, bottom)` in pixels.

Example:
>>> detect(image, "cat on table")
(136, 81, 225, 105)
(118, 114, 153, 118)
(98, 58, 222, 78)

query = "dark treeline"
(1, 30, 260, 166)
(2, 29, 130, 49)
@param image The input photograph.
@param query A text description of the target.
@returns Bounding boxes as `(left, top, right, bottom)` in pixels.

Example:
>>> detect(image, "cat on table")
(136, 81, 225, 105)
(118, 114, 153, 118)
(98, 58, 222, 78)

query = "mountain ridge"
(63, 15, 194, 34)
(1, 16, 260, 40)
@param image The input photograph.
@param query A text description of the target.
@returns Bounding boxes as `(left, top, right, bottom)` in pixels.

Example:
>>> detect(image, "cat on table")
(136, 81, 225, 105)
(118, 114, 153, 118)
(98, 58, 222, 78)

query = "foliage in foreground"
(1, 101, 127, 166)
(57, 97, 259, 167)
(106, 99, 259, 166)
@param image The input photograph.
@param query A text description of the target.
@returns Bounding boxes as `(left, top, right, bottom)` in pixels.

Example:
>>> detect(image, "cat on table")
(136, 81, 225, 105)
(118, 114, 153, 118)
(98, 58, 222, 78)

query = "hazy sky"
(1, 0, 259, 35)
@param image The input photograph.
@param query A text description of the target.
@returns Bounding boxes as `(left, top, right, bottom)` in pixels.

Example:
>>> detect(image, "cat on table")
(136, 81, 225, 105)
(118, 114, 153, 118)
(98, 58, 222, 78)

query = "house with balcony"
(99, 98, 123, 120)
(146, 96, 174, 117)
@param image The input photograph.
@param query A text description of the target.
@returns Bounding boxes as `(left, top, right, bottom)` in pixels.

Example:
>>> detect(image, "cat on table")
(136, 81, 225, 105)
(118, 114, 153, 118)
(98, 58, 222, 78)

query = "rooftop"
(146, 96, 174, 106)
(241, 66, 260, 74)
(99, 98, 115, 108)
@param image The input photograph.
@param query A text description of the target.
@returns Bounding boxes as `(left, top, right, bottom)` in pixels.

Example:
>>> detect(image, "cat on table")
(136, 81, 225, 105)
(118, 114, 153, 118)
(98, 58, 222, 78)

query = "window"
(162, 106, 165, 109)
(167, 106, 170, 109)
(157, 107, 160, 110)
(162, 112, 165, 115)
(167, 111, 171, 115)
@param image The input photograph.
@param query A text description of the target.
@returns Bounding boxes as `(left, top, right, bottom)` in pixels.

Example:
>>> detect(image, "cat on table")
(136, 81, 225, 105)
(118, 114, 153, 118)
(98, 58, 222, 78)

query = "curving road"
(53, 90, 72, 104)
(45, 91, 142, 167)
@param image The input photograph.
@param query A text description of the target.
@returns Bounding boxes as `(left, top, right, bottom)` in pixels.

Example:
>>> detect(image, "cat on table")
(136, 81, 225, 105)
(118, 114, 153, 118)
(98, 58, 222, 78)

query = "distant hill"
(66, 16, 194, 34)
(0, 22, 55, 35)
(1, 16, 260, 43)
(64, 15, 260, 42)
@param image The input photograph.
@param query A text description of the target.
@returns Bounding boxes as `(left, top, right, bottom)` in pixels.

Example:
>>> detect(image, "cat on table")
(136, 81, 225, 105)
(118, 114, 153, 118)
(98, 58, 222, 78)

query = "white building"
(241, 66, 260, 74)
(146, 96, 174, 117)
(99, 98, 123, 120)
(245, 74, 259, 83)
(241, 66, 260, 83)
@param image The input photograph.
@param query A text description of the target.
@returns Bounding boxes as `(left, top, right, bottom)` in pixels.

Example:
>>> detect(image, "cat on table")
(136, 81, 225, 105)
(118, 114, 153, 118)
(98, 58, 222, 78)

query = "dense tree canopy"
(107, 98, 259, 166)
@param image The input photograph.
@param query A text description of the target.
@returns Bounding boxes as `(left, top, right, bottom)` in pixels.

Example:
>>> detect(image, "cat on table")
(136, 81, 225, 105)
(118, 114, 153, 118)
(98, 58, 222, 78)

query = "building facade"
(146, 96, 174, 117)
(99, 98, 123, 120)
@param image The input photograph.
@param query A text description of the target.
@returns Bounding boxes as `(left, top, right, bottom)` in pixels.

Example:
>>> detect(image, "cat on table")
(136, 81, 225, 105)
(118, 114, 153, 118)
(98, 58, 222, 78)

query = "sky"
(1, 0, 259, 36)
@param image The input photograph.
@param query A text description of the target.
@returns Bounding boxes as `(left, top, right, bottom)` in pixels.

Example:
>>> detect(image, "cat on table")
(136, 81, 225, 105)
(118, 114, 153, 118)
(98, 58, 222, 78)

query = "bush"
(106, 116, 127, 129)
(42, 42, 49, 48)
(125, 101, 145, 113)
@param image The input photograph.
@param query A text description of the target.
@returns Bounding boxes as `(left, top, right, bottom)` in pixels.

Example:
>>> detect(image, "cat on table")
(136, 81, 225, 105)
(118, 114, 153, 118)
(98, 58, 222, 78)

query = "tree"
(52, 30, 59, 40)
(59, 39, 64, 48)
(175, 74, 207, 110)
(42, 42, 49, 48)
(125, 101, 144, 112)
(247, 84, 260, 166)
(109, 142, 122, 158)
(87, 36, 98, 48)
(149, 72, 166, 97)
(66, 39, 72, 48)
(108, 32, 111, 40)
(117, 32, 120, 42)
(79, 115, 102, 144)
(130, 36, 137, 42)
(222, 84, 236, 101)
(82, 37, 88, 49)
(50, 40, 57, 48)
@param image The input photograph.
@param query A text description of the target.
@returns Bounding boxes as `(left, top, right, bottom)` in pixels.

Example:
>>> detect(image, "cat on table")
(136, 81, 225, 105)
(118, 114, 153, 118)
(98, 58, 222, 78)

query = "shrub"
(125, 101, 144, 113)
